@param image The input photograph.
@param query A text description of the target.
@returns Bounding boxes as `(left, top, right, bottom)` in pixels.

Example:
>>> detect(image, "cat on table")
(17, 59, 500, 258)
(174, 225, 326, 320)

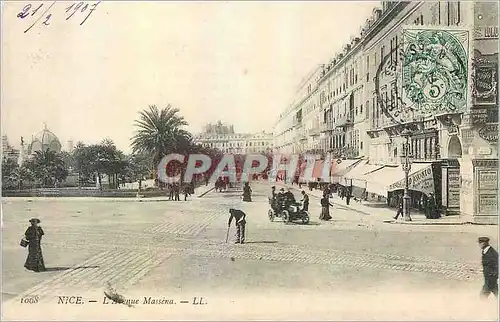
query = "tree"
(130, 104, 191, 181)
(31, 149, 68, 187)
(2, 157, 19, 190)
(125, 153, 151, 190)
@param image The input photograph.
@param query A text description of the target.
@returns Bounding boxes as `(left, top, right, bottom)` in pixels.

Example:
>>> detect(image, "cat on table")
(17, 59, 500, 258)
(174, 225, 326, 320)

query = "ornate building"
(195, 121, 273, 154)
(18, 124, 63, 165)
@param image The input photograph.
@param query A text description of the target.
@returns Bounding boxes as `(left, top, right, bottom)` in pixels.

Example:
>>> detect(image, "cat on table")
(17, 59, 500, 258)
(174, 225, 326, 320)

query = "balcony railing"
(320, 122, 335, 132)
(335, 117, 353, 127)
(309, 127, 321, 136)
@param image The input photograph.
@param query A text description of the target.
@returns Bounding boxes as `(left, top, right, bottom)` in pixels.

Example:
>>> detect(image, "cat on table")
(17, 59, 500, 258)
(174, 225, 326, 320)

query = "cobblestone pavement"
(2, 182, 498, 320)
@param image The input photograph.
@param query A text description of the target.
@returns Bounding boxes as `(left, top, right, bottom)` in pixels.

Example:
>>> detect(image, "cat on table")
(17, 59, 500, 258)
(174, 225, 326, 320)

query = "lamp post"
(400, 129, 414, 222)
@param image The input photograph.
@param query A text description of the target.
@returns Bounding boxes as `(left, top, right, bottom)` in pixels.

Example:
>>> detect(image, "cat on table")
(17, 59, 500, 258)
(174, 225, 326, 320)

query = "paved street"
(2, 182, 498, 320)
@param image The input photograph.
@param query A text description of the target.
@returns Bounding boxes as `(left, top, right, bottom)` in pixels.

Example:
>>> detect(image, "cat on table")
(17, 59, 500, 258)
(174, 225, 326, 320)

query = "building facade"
(195, 121, 273, 154)
(273, 1, 498, 223)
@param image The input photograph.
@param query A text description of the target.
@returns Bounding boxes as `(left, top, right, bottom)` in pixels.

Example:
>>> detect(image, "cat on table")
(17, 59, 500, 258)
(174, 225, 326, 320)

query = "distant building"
(1, 135, 20, 162)
(17, 124, 63, 166)
(66, 140, 74, 153)
(194, 121, 273, 154)
(28, 124, 62, 155)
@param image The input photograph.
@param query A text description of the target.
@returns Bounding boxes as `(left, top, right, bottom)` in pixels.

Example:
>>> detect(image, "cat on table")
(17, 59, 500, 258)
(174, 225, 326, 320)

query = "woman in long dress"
(24, 218, 46, 272)
(319, 193, 333, 221)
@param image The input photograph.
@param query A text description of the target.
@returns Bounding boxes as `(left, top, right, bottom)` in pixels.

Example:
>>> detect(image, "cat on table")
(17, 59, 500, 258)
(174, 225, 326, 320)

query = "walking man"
(478, 237, 498, 299)
(393, 194, 404, 220)
(300, 190, 309, 212)
(228, 208, 247, 244)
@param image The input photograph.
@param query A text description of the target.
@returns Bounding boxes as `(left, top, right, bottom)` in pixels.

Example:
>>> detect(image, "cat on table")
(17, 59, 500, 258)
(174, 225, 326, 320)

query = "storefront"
(342, 161, 384, 199)
(363, 162, 441, 213)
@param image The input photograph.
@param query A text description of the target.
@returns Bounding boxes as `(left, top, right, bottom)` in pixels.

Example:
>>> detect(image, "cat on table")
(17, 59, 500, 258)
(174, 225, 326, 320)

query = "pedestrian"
(319, 192, 332, 221)
(300, 190, 309, 212)
(23, 218, 46, 272)
(168, 183, 174, 200)
(345, 188, 351, 205)
(393, 194, 404, 220)
(228, 208, 247, 244)
(174, 183, 181, 201)
(183, 184, 190, 201)
(427, 193, 440, 219)
(478, 237, 498, 299)
(242, 182, 252, 202)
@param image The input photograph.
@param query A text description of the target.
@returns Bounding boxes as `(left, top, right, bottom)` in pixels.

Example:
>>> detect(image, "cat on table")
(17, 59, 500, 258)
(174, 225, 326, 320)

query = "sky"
(2, 1, 378, 153)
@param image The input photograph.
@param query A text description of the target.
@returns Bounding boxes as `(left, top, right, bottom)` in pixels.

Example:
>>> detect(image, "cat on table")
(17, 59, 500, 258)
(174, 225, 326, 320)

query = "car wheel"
(268, 209, 275, 222)
(282, 210, 289, 223)
(302, 214, 310, 225)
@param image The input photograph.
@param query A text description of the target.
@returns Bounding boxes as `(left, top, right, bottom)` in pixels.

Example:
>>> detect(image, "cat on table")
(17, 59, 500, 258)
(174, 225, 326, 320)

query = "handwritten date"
(17, 1, 101, 33)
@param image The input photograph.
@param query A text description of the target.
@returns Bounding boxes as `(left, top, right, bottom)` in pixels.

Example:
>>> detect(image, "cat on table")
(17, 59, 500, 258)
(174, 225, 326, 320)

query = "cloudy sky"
(2, 1, 378, 153)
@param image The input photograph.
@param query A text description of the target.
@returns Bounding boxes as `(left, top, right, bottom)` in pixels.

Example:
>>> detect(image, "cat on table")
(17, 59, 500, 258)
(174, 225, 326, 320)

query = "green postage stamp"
(402, 28, 470, 116)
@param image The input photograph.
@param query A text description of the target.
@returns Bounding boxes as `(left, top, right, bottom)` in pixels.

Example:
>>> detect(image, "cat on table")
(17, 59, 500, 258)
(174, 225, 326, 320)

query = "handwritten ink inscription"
(17, 1, 101, 33)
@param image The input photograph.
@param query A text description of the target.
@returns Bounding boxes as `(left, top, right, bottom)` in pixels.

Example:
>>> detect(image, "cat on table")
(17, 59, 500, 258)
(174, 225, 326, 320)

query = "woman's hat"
(29, 218, 41, 223)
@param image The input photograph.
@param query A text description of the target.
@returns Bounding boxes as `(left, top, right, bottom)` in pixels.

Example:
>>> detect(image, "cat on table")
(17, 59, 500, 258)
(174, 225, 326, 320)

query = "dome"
(29, 124, 62, 154)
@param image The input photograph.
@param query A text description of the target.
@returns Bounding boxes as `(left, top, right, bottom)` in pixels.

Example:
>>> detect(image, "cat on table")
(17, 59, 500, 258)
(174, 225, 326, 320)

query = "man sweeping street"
(228, 208, 247, 244)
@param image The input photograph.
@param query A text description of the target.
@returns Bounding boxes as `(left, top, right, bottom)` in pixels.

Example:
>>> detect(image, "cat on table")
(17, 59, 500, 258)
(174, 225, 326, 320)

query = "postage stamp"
(401, 28, 470, 117)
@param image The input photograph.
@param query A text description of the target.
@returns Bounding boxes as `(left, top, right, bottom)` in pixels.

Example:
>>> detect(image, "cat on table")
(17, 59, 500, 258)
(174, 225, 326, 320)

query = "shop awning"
(298, 160, 329, 182)
(312, 160, 329, 181)
(330, 159, 363, 183)
(364, 166, 401, 196)
(343, 161, 385, 188)
(364, 163, 435, 196)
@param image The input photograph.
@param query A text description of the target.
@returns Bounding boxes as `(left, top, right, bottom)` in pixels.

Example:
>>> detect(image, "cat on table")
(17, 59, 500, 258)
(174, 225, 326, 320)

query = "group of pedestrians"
(167, 182, 194, 201)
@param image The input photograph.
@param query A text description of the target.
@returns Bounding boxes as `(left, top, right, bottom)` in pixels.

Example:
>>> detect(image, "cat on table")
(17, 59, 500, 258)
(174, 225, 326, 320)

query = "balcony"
(309, 126, 321, 136)
(335, 117, 353, 127)
(320, 122, 336, 133)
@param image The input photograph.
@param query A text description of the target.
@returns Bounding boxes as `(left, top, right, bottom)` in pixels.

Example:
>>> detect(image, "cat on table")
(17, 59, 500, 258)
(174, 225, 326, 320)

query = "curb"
(385, 220, 494, 226)
(275, 183, 496, 226)
(197, 187, 215, 198)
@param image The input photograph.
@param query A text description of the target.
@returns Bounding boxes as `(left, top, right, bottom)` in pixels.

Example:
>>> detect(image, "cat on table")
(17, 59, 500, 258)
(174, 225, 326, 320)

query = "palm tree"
(130, 105, 191, 182)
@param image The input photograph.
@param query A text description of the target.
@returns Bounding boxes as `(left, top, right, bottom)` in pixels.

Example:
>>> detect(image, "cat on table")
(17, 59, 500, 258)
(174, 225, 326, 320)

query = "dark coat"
(301, 194, 309, 211)
(482, 247, 499, 279)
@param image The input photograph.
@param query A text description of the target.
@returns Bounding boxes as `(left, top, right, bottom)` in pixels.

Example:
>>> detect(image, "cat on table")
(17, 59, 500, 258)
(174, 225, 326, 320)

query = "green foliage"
(30, 149, 69, 187)
(130, 104, 191, 166)
(2, 157, 20, 189)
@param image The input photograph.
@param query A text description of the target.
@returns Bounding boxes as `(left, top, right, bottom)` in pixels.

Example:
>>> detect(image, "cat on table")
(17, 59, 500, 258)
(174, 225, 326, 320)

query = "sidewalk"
(3, 185, 216, 203)
(274, 181, 466, 225)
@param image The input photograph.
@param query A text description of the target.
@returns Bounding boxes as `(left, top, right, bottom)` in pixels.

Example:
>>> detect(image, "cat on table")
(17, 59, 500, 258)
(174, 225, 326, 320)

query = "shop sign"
(478, 124, 499, 143)
(478, 194, 498, 214)
(388, 166, 434, 195)
(474, 26, 499, 39)
(470, 107, 498, 124)
(473, 159, 499, 168)
(473, 66, 498, 105)
(447, 168, 461, 208)
(478, 170, 498, 190)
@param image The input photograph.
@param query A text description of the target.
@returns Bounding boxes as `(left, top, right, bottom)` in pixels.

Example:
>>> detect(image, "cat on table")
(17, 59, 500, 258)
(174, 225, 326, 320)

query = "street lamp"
(400, 129, 414, 221)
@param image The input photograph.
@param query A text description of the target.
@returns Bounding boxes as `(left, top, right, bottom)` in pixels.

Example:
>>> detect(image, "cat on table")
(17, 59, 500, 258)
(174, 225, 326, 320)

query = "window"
(360, 104, 363, 114)
(395, 35, 398, 61)
(420, 14, 424, 25)
(360, 141, 363, 150)
(380, 46, 385, 61)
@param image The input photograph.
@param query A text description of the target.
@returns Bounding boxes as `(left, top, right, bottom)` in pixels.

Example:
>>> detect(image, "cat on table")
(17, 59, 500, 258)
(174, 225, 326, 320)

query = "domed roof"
(29, 124, 62, 154)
